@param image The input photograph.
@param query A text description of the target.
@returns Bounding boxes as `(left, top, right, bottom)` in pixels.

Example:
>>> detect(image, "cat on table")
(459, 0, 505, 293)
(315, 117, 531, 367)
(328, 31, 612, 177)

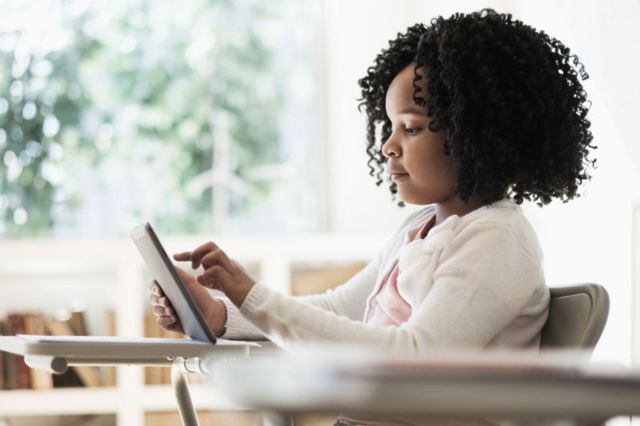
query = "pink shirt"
(365, 213, 436, 327)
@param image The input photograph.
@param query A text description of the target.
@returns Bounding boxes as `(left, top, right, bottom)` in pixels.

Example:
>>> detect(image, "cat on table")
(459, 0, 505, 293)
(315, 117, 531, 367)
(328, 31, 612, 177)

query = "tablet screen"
(130, 223, 217, 344)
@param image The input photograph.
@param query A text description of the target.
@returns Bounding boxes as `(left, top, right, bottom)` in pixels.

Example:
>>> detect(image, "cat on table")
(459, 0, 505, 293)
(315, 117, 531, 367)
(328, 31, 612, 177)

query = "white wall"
(511, 0, 640, 365)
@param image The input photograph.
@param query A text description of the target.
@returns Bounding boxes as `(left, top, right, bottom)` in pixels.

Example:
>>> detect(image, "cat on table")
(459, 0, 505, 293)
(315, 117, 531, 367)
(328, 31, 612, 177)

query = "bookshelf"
(0, 233, 383, 426)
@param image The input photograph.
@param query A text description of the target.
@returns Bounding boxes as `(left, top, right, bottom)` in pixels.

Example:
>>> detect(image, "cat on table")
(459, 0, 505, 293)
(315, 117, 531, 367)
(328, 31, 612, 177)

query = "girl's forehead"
(385, 64, 428, 112)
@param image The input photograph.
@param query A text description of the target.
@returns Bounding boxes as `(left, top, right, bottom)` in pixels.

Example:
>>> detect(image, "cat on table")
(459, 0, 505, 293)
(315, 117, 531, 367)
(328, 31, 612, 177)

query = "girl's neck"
(433, 194, 484, 226)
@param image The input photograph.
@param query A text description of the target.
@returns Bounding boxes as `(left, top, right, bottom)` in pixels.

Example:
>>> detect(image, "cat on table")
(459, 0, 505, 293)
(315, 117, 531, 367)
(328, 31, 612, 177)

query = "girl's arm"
(219, 253, 381, 339)
(228, 223, 546, 352)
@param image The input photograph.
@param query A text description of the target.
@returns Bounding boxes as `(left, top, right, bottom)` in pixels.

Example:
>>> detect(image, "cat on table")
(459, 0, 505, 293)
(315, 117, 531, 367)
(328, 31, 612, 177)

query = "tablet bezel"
(130, 222, 217, 344)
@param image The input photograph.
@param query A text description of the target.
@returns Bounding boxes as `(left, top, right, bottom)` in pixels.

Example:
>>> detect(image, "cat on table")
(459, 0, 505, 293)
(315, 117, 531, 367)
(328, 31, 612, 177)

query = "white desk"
(214, 348, 640, 426)
(0, 335, 261, 426)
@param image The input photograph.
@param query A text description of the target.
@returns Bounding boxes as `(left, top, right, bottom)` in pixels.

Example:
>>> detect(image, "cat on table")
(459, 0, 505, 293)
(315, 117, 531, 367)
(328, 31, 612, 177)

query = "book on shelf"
(45, 317, 103, 387)
(0, 308, 115, 390)
(68, 309, 89, 336)
(5, 314, 31, 390)
(1, 316, 19, 390)
(24, 313, 54, 390)
(1, 313, 56, 390)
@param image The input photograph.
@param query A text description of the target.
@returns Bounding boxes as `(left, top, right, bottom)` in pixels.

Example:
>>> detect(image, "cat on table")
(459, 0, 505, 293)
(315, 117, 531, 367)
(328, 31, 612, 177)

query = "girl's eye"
(405, 127, 421, 135)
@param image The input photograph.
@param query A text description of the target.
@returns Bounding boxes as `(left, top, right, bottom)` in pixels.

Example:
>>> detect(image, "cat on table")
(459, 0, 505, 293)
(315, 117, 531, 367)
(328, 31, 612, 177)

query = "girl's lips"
(391, 173, 409, 180)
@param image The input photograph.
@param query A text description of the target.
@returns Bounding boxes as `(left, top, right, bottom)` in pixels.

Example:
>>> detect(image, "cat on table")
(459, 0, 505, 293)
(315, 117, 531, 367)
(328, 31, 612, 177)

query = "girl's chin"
(397, 193, 426, 205)
(397, 188, 437, 206)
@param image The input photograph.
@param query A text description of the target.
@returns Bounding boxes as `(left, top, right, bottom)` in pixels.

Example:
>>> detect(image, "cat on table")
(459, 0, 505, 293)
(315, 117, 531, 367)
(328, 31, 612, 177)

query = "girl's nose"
(382, 137, 400, 158)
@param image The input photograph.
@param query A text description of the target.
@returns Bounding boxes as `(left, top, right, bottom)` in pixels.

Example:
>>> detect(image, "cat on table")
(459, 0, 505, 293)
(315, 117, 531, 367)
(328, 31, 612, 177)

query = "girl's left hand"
(173, 242, 256, 307)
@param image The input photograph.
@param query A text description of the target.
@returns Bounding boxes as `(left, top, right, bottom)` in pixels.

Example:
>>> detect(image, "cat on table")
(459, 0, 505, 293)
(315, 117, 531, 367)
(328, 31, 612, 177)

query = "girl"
(150, 5, 595, 416)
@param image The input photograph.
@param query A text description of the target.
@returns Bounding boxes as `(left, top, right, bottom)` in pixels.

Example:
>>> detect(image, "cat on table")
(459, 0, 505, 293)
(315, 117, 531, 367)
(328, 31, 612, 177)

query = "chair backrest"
(540, 284, 609, 351)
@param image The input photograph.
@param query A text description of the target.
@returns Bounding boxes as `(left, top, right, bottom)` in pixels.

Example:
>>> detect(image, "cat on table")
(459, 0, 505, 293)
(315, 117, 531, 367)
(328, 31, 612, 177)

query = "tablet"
(130, 223, 217, 344)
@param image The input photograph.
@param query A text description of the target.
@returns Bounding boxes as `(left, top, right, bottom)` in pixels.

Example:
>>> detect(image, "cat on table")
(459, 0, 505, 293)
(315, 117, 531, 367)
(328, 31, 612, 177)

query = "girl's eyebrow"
(399, 106, 426, 115)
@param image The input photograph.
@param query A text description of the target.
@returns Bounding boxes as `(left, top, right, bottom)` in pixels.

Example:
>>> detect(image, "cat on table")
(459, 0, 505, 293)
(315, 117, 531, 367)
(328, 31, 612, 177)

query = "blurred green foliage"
(0, 0, 292, 237)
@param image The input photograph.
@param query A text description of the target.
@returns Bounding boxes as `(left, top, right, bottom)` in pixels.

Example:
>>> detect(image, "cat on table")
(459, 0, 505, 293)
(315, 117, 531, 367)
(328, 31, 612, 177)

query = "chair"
(540, 283, 610, 352)
(538, 285, 610, 426)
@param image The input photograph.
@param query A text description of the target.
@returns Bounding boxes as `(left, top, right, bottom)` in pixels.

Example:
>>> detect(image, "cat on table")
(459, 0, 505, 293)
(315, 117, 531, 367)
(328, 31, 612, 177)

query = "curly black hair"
(357, 8, 596, 206)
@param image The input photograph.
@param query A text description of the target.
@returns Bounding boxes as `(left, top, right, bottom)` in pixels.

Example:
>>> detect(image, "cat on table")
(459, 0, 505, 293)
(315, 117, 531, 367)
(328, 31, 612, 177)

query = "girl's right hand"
(148, 266, 227, 337)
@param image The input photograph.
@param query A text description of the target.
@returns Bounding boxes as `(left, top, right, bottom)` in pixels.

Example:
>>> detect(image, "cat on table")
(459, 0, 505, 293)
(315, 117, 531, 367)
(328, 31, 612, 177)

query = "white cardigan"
(220, 199, 550, 353)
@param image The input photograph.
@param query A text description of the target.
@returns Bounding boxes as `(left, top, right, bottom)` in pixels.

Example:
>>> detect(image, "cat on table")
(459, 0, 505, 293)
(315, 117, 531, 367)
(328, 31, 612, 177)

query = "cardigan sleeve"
(219, 257, 380, 339)
(235, 222, 544, 352)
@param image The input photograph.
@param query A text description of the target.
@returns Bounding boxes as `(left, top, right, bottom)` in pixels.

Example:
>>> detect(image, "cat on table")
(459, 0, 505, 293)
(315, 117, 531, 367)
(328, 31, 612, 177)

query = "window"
(0, 0, 321, 238)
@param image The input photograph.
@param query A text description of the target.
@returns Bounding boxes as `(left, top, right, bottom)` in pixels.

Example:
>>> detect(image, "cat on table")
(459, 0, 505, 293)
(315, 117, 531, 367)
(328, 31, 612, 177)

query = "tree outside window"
(0, 0, 320, 238)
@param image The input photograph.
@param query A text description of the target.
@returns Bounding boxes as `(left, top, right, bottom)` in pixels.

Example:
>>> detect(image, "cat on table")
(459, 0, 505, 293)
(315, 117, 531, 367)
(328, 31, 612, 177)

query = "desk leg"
(172, 358, 200, 426)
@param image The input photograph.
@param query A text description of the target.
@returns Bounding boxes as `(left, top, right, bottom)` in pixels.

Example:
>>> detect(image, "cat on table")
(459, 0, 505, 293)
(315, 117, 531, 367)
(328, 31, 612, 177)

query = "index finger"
(189, 241, 221, 269)
(173, 252, 191, 261)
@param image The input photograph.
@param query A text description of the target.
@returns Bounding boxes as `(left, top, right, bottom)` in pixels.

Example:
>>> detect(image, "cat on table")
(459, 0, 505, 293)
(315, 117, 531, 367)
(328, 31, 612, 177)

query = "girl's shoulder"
(454, 198, 542, 260)
(461, 198, 531, 229)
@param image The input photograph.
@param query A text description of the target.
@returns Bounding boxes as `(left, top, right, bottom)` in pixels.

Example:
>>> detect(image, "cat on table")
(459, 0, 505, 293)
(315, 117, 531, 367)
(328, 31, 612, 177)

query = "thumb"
(173, 265, 197, 286)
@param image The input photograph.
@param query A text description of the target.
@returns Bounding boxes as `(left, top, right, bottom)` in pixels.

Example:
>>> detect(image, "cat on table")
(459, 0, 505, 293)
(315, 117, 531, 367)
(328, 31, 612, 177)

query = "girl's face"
(382, 63, 458, 206)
